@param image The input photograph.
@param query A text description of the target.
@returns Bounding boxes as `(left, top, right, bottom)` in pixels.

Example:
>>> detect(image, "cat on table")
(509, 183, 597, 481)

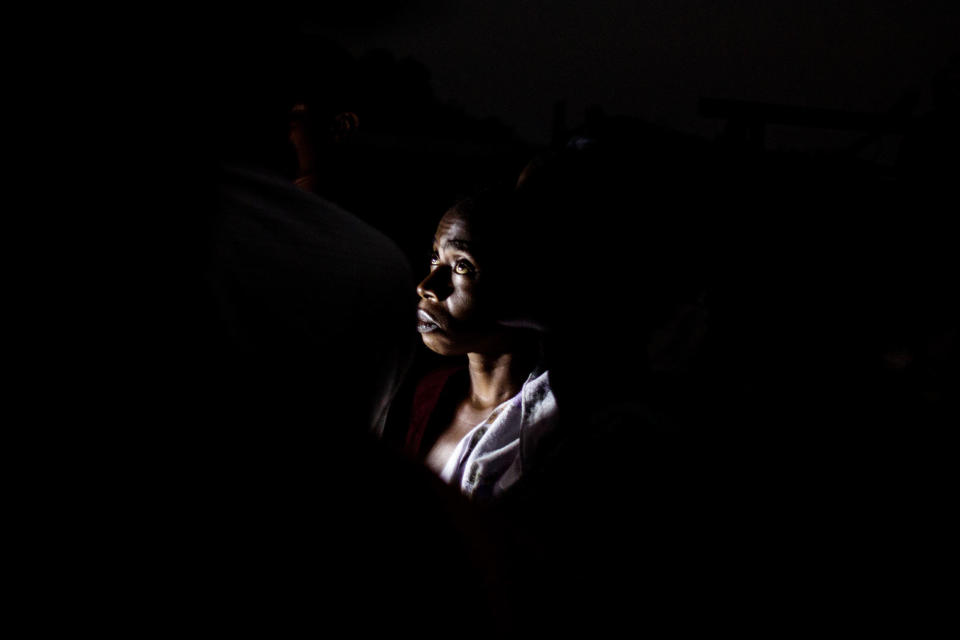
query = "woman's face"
(416, 209, 507, 356)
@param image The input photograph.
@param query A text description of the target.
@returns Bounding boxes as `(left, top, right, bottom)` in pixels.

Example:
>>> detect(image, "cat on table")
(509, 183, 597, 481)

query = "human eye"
(454, 259, 475, 275)
(430, 250, 440, 266)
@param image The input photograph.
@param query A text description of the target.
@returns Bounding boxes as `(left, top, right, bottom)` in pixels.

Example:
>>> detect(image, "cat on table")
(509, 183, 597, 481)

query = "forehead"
(434, 210, 474, 247)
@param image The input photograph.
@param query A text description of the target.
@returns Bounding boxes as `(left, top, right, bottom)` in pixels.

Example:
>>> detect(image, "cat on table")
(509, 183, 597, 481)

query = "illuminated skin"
(416, 209, 537, 474)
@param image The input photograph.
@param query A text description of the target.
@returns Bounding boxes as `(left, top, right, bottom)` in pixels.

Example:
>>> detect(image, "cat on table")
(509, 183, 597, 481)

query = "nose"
(417, 267, 450, 301)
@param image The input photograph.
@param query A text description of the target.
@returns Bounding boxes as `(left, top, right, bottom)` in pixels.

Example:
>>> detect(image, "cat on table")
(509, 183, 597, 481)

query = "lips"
(417, 308, 445, 333)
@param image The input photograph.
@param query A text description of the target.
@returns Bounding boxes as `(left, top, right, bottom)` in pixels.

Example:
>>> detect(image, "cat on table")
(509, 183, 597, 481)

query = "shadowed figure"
(124, 22, 504, 636)
(471, 115, 953, 634)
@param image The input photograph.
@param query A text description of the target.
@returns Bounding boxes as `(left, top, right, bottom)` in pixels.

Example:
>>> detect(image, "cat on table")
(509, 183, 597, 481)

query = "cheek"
(446, 288, 479, 324)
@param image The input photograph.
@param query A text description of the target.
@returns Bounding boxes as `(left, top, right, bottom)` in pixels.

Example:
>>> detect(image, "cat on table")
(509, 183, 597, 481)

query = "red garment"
(405, 365, 466, 457)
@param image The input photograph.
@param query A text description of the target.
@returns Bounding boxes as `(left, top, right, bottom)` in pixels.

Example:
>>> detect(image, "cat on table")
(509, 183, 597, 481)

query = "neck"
(465, 349, 536, 410)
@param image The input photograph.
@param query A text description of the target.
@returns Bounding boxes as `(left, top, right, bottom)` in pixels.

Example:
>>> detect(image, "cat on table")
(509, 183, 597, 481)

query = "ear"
(331, 111, 359, 141)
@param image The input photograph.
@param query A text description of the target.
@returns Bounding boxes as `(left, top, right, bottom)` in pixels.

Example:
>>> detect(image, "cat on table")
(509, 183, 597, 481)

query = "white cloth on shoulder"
(439, 368, 558, 499)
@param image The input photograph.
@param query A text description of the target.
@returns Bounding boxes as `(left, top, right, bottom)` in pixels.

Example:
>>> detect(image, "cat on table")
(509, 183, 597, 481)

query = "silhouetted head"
(214, 24, 361, 175)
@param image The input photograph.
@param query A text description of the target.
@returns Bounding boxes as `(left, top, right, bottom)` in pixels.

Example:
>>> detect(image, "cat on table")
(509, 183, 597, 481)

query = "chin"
(421, 332, 468, 357)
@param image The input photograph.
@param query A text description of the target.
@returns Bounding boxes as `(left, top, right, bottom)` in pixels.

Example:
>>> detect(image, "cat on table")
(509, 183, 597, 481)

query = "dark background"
(197, 1, 960, 273)
(131, 1, 959, 215)
(307, 0, 958, 148)
(87, 4, 955, 633)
